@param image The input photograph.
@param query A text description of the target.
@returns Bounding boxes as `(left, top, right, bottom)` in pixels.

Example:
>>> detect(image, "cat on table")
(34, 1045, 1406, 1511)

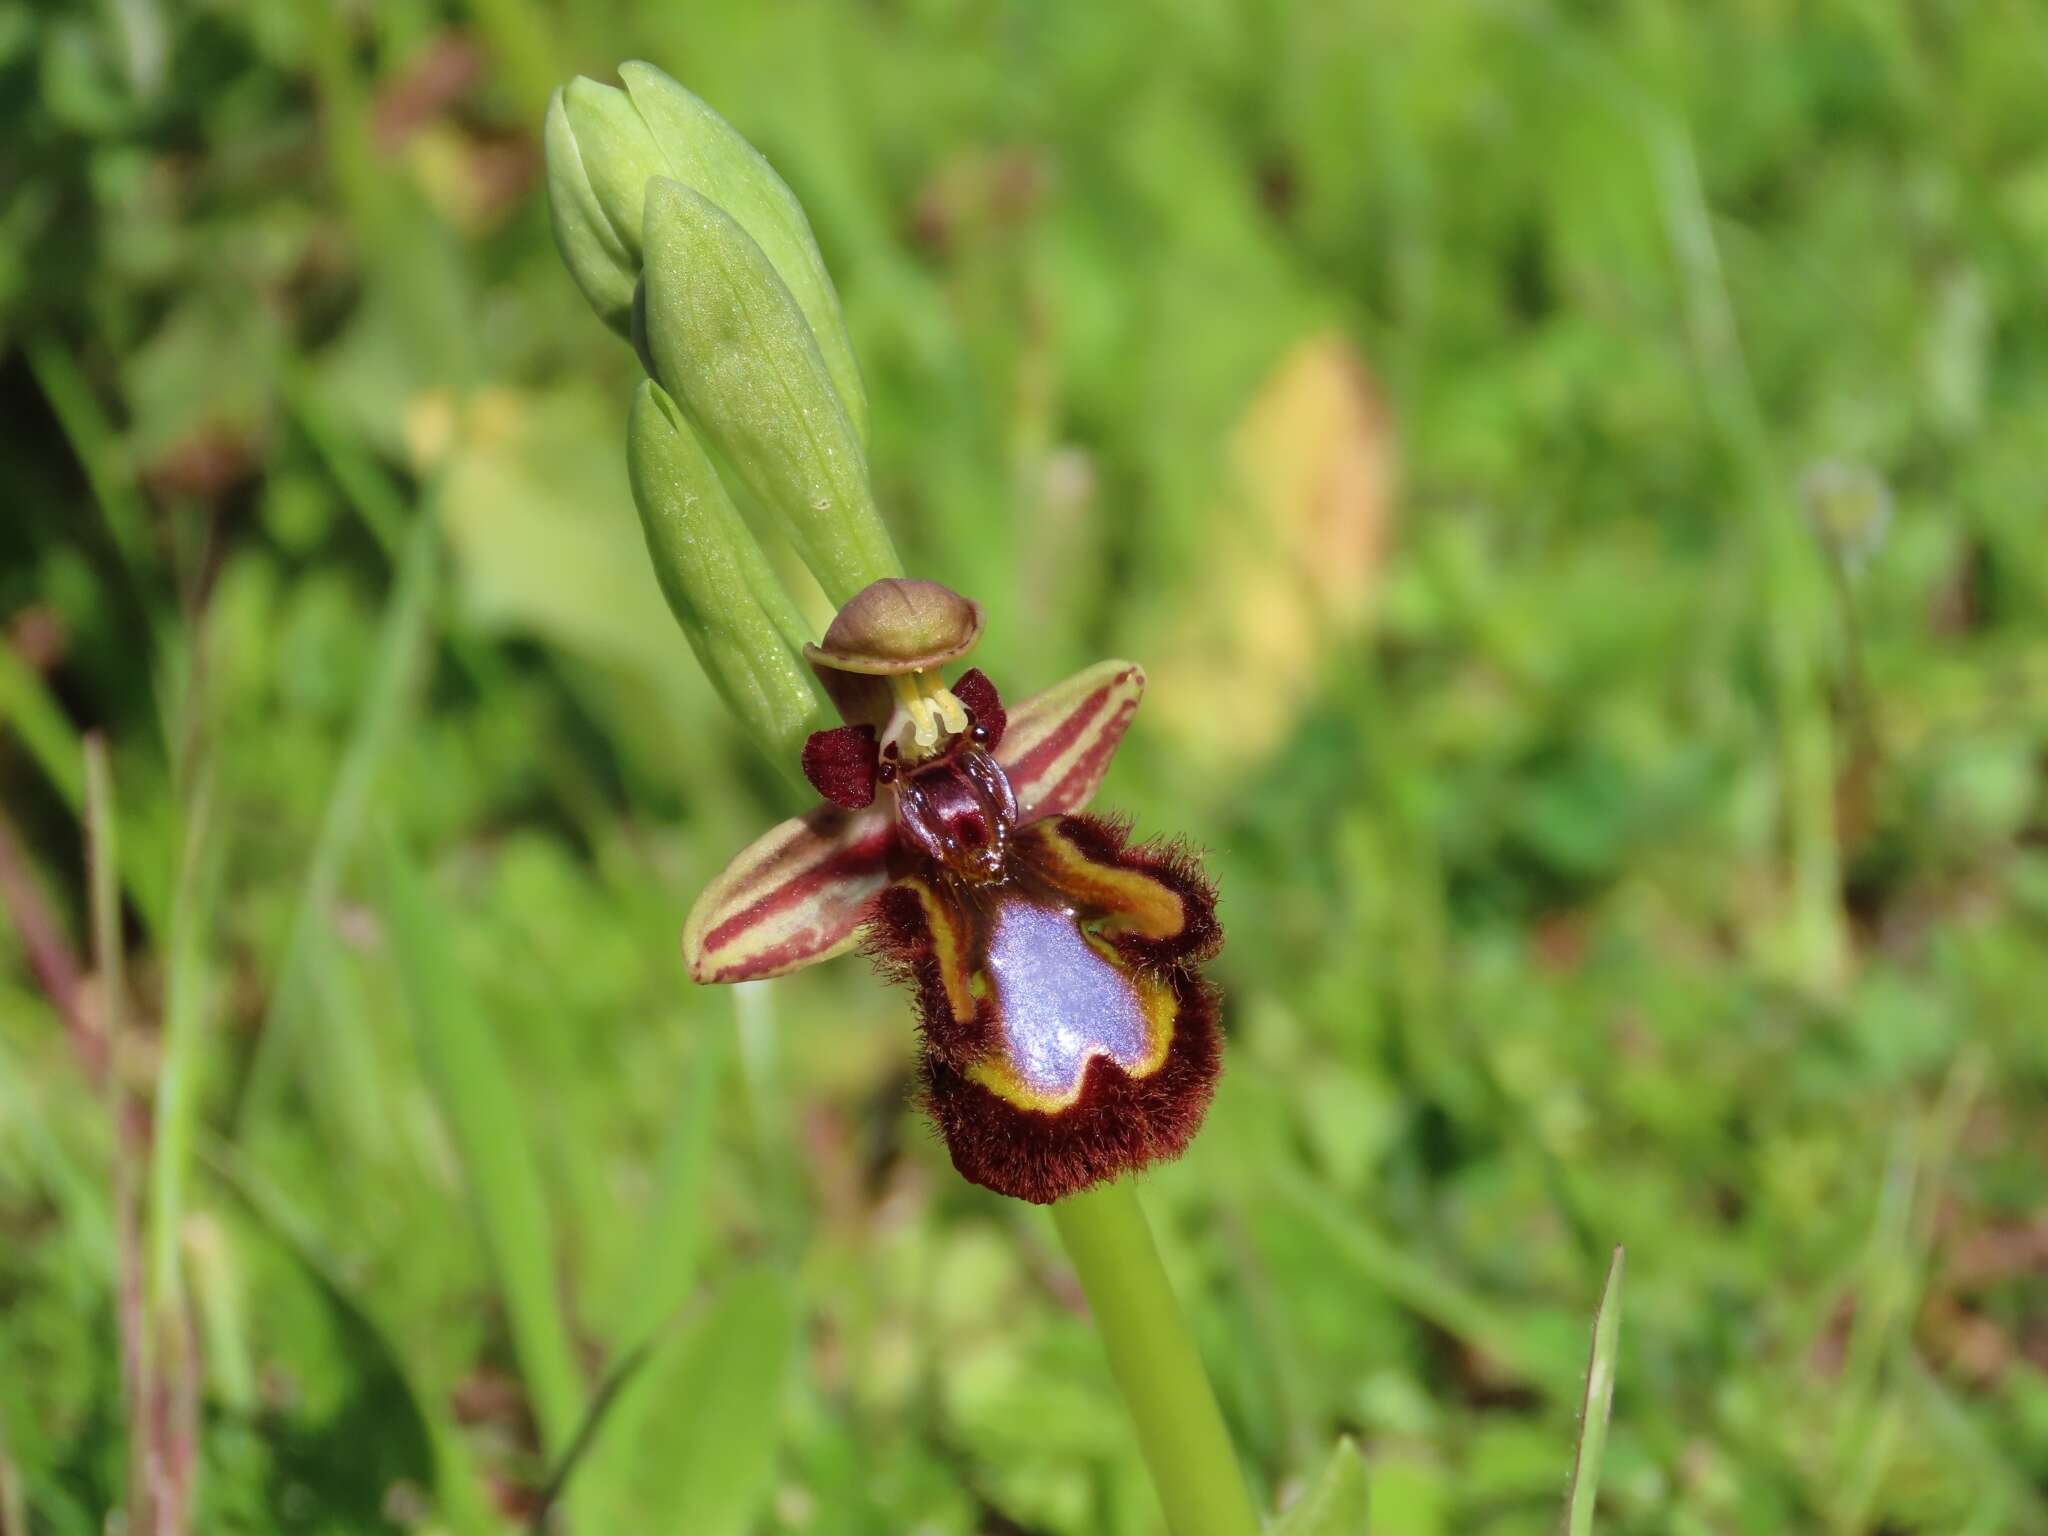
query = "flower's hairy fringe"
(917, 972, 1221, 1206)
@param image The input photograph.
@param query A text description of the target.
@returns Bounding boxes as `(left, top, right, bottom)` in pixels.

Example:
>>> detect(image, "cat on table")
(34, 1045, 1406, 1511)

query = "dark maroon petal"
(952, 667, 1006, 749)
(801, 724, 880, 809)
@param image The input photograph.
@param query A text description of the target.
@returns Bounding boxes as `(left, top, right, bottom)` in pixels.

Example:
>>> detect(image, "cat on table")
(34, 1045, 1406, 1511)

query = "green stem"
(1050, 1181, 1260, 1536)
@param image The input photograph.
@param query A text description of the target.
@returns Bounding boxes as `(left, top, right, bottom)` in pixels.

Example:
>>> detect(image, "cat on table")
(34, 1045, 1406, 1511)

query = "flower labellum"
(683, 579, 1222, 1203)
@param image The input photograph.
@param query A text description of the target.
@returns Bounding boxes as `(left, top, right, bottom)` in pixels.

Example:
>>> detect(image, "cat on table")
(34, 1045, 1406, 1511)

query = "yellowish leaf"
(1153, 332, 1396, 769)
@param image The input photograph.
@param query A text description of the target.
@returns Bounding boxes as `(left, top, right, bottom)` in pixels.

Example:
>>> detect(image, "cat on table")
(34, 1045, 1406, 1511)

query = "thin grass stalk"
(236, 512, 437, 1134)
(141, 762, 215, 1536)
(84, 739, 151, 1531)
(0, 1430, 24, 1536)
(1562, 1247, 1625, 1536)
(203, 1138, 501, 1536)
(1270, 1165, 1581, 1397)
(1648, 119, 1845, 993)
(377, 828, 590, 1481)
(4, 638, 168, 929)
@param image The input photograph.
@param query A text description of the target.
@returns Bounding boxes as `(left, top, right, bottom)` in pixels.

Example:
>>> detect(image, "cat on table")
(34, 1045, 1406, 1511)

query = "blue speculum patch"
(983, 896, 1148, 1095)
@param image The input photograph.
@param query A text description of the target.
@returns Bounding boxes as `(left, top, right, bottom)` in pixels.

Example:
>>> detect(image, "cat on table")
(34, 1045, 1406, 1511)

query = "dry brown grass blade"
(85, 737, 197, 1536)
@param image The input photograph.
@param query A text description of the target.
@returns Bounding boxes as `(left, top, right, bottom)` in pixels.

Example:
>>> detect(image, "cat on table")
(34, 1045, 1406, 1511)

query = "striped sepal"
(995, 660, 1145, 824)
(682, 804, 894, 983)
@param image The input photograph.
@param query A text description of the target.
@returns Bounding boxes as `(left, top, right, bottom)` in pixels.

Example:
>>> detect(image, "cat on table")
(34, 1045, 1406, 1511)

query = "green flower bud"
(544, 63, 869, 447)
(543, 86, 640, 335)
(627, 379, 829, 774)
(640, 177, 900, 607)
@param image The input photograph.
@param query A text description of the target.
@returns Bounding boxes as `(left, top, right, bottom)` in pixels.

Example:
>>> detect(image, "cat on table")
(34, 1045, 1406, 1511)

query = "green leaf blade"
(377, 829, 587, 1465)
(1562, 1247, 1625, 1536)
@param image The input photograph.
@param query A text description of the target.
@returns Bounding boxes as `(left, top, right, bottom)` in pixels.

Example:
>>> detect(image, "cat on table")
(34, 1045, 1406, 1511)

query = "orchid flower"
(681, 579, 1222, 1204)
(549, 66, 1260, 1531)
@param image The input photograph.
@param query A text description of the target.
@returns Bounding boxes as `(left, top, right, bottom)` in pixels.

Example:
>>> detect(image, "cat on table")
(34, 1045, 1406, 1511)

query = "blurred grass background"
(3, 0, 2047, 1531)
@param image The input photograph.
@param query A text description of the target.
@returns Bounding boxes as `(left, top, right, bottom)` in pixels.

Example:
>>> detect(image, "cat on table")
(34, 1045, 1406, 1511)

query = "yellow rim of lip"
(1020, 821, 1186, 939)
(899, 876, 978, 1024)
